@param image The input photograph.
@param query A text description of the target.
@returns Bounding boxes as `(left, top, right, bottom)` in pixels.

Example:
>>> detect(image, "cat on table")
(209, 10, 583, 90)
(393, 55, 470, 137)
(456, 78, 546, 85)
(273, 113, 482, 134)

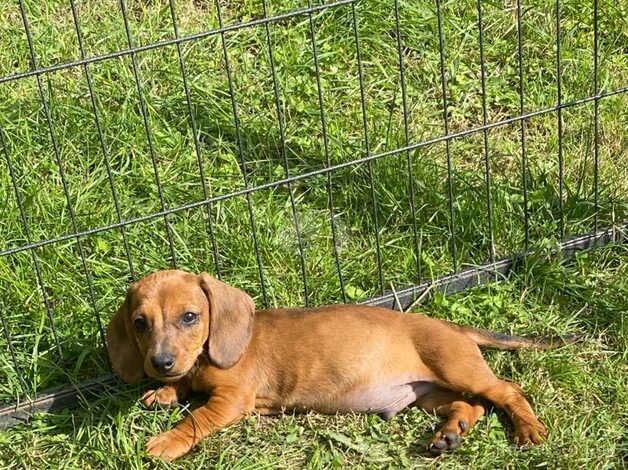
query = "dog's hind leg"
(415, 386, 485, 454)
(418, 333, 547, 447)
(475, 379, 546, 446)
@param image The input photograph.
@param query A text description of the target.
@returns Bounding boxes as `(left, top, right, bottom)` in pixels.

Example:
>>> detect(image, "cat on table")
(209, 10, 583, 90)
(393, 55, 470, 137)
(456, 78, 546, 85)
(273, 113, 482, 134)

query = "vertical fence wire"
(393, 0, 422, 283)
(307, 0, 347, 303)
(435, 0, 459, 272)
(475, 0, 496, 264)
(261, 0, 310, 306)
(555, 0, 565, 239)
(68, 0, 136, 282)
(0, 301, 28, 396)
(167, 0, 222, 279)
(0, 121, 63, 360)
(351, 2, 385, 295)
(119, 0, 178, 269)
(18, 0, 107, 353)
(215, 0, 268, 307)
(516, 0, 530, 251)
(593, 0, 599, 232)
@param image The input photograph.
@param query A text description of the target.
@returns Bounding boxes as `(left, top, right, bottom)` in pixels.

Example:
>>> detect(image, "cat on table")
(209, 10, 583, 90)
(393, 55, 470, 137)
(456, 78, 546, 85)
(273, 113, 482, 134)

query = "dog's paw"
(427, 419, 470, 456)
(146, 430, 192, 461)
(428, 429, 462, 455)
(514, 420, 547, 447)
(140, 387, 178, 409)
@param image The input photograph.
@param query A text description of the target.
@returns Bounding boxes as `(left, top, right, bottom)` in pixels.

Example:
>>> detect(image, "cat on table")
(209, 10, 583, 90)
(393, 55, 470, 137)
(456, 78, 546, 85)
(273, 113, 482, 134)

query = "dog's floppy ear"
(106, 289, 144, 384)
(199, 272, 255, 369)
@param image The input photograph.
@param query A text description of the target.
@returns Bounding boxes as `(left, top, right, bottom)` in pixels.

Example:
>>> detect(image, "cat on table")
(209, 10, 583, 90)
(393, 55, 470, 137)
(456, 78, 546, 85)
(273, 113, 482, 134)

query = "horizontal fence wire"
(1, 87, 625, 260)
(0, 0, 359, 86)
(0, 0, 626, 423)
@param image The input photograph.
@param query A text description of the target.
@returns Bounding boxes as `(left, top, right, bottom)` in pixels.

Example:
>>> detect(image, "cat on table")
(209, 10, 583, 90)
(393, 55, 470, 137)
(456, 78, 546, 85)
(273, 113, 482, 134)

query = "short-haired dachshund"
(106, 270, 573, 461)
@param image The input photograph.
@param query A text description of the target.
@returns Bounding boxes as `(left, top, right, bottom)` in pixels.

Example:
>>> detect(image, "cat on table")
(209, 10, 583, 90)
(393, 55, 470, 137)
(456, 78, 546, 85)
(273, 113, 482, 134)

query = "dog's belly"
(262, 380, 435, 419)
(332, 380, 435, 418)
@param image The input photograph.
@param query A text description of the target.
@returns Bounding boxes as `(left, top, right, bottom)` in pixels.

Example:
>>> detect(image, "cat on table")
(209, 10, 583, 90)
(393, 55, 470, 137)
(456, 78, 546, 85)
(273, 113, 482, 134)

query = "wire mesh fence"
(0, 0, 626, 419)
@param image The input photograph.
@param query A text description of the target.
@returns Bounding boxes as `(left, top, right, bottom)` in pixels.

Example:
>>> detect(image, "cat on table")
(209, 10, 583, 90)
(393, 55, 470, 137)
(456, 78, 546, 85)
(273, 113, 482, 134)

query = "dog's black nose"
(151, 352, 176, 373)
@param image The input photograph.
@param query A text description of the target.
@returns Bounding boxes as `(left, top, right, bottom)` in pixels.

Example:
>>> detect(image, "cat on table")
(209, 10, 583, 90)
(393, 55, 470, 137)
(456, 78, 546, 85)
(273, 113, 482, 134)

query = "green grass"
(0, 244, 626, 468)
(0, 0, 626, 467)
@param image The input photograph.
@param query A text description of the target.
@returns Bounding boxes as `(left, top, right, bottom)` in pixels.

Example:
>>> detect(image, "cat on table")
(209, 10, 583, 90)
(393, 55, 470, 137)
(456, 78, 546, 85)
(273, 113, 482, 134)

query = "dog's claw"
(429, 440, 447, 452)
(514, 419, 547, 447)
(140, 387, 179, 409)
(444, 432, 460, 448)
(428, 430, 463, 455)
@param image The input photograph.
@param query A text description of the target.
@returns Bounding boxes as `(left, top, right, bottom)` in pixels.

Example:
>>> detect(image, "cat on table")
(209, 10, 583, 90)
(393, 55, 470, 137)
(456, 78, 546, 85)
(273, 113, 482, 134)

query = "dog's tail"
(460, 326, 579, 350)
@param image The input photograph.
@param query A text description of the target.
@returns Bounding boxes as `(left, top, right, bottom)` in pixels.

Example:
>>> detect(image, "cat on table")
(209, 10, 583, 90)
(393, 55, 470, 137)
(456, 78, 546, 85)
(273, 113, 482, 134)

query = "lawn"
(0, 244, 626, 468)
(0, 0, 626, 468)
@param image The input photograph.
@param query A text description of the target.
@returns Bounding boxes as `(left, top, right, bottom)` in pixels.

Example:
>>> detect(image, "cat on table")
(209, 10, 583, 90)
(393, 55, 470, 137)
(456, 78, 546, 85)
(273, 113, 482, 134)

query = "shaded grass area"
(0, 243, 626, 468)
(0, 0, 626, 445)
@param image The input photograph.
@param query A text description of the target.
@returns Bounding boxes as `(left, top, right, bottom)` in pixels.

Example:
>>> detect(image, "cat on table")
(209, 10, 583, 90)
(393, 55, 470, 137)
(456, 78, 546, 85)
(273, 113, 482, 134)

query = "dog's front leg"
(146, 387, 254, 461)
(140, 379, 191, 409)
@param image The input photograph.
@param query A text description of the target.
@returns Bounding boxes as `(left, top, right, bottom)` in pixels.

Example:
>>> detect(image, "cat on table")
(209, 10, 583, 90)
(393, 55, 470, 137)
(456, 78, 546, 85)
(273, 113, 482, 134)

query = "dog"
(106, 269, 572, 461)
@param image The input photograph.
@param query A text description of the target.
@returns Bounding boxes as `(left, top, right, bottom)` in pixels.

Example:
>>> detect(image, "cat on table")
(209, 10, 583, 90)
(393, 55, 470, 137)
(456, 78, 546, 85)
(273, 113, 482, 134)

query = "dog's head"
(106, 270, 255, 384)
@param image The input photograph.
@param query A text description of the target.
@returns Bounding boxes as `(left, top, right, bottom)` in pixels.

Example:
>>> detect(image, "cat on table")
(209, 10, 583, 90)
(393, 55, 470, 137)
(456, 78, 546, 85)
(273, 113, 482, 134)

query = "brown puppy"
(107, 270, 568, 461)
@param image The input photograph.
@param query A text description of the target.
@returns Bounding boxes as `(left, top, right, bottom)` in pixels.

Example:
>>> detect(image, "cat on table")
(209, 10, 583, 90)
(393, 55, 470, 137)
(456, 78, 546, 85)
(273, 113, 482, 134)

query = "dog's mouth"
(145, 367, 189, 382)
(155, 371, 187, 382)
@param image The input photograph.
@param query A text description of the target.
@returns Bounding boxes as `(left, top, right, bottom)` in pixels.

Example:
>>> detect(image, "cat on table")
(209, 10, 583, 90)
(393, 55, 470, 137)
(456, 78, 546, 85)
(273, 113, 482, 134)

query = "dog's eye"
(133, 316, 148, 332)
(181, 312, 198, 325)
